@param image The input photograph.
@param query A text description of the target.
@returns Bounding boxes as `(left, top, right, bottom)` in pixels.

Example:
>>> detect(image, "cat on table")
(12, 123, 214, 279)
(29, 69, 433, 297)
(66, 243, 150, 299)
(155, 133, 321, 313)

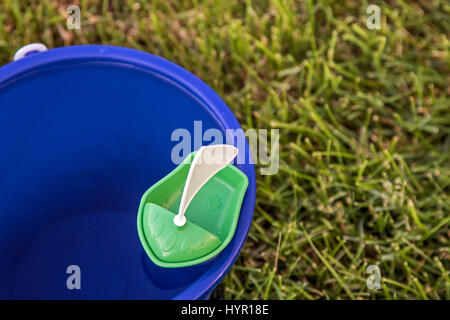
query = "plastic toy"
(137, 145, 248, 268)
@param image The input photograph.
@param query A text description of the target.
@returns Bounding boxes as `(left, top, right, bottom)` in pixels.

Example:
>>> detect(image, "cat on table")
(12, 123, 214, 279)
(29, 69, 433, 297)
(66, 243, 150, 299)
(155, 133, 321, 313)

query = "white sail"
(173, 144, 239, 227)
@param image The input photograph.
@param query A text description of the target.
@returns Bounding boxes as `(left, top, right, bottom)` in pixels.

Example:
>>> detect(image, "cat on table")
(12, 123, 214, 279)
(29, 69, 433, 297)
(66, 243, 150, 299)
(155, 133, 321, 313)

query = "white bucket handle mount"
(14, 43, 48, 61)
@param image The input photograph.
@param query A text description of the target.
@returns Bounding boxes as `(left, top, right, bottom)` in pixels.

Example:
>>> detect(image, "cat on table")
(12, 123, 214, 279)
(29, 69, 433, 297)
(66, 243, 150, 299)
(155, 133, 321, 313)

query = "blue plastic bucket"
(0, 45, 256, 299)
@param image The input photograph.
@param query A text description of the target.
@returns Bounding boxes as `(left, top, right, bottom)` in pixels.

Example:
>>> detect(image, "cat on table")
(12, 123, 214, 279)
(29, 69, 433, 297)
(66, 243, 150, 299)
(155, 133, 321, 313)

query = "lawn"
(0, 0, 448, 299)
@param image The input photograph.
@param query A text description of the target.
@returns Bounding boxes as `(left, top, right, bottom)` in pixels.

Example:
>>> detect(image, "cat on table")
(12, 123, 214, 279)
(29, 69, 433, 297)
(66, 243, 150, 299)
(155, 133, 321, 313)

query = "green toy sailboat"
(137, 145, 248, 268)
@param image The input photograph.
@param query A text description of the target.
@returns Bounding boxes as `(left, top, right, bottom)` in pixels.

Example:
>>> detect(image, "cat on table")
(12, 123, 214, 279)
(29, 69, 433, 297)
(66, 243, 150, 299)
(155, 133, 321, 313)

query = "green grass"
(1, 0, 449, 299)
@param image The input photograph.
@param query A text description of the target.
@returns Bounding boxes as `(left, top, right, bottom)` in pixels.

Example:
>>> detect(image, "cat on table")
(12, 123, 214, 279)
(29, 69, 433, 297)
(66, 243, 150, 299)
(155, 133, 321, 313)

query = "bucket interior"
(0, 51, 250, 299)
